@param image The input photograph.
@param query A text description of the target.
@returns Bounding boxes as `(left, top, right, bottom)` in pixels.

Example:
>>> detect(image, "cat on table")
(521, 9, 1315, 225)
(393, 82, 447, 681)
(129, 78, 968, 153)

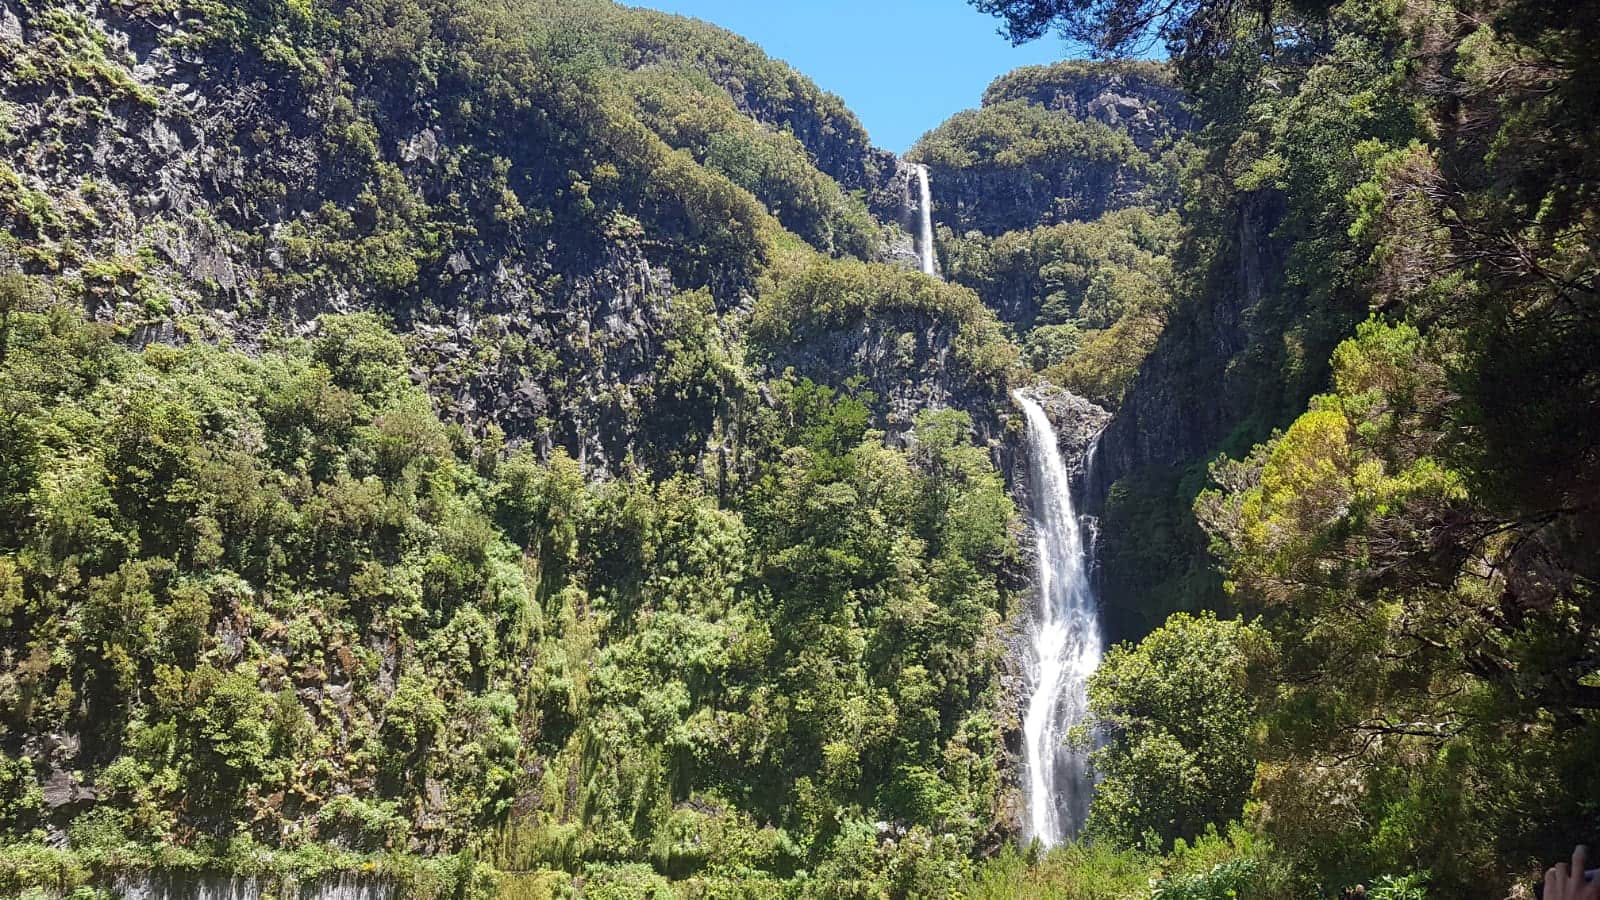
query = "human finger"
(1549, 861, 1571, 898)
(1580, 866, 1600, 900)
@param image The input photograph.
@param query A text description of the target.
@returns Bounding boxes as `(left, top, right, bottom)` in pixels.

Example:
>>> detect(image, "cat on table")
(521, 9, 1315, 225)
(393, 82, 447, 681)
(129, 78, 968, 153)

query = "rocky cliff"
(0, 0, 965, 480)
(981, 60, 1190, 152)
(1092, 190, 1290, 486)
(1086, 181, 1370, 642)
(909, 60, 1187, 238)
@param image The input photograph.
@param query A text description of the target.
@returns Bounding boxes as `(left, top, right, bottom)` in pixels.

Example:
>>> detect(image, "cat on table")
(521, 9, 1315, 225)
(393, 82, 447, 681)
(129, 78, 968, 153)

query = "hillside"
(913, 61, 1187, 411)
(0, 1, 1030, 896)
(2, 0, 1598, 897)
(971, 0, 1600, 896)
(0, 0, 993, 469)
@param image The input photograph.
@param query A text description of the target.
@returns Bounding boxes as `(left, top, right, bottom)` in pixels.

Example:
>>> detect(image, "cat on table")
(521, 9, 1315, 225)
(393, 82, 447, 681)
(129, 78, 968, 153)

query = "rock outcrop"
(911, 60, 1187, 237)
(764, 306, 1011, 449)
(982, 60, 1190, 152)
(1090, 189, 1291, 503)
(926, 157, 1154, 237)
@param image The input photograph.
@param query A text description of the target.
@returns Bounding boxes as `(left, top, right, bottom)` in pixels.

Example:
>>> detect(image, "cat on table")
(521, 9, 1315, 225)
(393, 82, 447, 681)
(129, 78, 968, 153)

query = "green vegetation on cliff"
(942, 207, 1179, 407)
(908, 58, 1190, 414)
(0, 0, 1037, 895)
(979, 0, 1600, 895)
(0, 295, 1020, 895)
(0, 0, 1597, 895)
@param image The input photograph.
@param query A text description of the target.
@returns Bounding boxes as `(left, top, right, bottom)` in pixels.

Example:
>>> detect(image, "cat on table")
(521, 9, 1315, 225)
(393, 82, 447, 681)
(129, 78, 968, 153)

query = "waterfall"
(111, 872, 394, 900)
(1014, 391, 1104, 848)
(914, 164, 936, 276)
(113, 873, 262, 900)
(299, 874, 396, 900)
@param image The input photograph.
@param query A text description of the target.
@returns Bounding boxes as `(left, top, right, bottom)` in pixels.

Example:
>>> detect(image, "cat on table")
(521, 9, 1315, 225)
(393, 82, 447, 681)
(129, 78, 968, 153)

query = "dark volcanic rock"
(763, 307, 1011, 454)
(1091, 189, 1289, 505)
(1008, 382, 1111, 505)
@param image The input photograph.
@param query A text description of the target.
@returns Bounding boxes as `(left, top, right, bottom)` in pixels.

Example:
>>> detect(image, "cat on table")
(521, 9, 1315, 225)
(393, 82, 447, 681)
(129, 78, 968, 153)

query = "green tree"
(1086, 612, 1270, 850)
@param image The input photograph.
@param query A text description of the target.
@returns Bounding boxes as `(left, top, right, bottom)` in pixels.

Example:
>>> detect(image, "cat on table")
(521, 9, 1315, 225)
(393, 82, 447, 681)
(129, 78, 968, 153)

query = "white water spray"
(114, 874, 262, 900)
(914, 164, 936, 276)
(112, 872, 395, 900)
(1014, 392, 1103, 847)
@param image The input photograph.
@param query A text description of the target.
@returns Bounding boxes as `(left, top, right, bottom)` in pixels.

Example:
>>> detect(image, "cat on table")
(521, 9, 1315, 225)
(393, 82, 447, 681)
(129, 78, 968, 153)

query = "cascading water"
(111, 872, 395, 900)
(114, 874, 262, 900)
(914, 164, 936, 276)
(1014, 391, 1103, 848)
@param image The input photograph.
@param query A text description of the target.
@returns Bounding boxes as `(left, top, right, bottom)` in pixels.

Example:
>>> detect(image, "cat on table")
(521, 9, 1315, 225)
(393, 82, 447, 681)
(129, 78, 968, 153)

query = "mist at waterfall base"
(914, 164, 936, 277)
(1014, 392, 1104, 848)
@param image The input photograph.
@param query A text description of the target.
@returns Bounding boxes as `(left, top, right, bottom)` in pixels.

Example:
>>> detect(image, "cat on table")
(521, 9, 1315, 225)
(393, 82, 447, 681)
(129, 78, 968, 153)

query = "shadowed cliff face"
(1093, 190, 1290, 489)
(1083, 190, 1295, 643)
(925, 155, 1156, 238)
(763, 313, 993, 443)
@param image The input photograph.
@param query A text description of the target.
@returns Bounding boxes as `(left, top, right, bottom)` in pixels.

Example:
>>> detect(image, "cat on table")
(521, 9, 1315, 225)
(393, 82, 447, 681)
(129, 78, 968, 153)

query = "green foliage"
(1367, 873, 1429, 900)
(627, 68, 877, 259)
(1198, 311, 1599, 892)
(910, 101, 1162, 235)
(0, 844, 91, 898)
(191, 666, 277, 788)
(947, 206, 1177, 329)
(1147, 825, 1293, 900)
(311, 313, 408, 400)
(1148, 858, 1257, 900)
(1086, 613, 1270, 851)
(748, 255, 1020, 382)
(938, 193, 1178, 407)
(914, 101, 1138, 173)
(983, 59, 1178, 113)
(1023, 323, 1081, 370)
(960, 842, 1156, 899)
(0, 299, 1022, 894)
(0, 0, 1591, 893)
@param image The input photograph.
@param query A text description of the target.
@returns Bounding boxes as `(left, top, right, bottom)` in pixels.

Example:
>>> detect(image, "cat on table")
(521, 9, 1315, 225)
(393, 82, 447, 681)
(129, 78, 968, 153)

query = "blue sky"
(629, 0, 1075, 153)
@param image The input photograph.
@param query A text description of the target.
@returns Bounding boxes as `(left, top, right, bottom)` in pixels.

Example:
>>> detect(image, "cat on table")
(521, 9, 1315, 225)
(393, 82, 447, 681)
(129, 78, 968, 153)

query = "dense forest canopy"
(979, 0, 1600, 894)
(0, 0, 1596, 896)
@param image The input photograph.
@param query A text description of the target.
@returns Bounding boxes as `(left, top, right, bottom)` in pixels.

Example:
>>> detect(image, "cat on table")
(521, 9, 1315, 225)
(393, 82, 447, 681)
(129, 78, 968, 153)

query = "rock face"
(1008, 384, 1110, 548)
(1080, 179, 1370, 645)
(914, 60, 1186, 237)
(762, 304, 1013, 460)
(982, 60, 1190, 152)
(0, 1, 929, 477)
(1090, 190, 1290, 502)
(1023, 384, 1111, 482)
(928, 159, 1154, 238)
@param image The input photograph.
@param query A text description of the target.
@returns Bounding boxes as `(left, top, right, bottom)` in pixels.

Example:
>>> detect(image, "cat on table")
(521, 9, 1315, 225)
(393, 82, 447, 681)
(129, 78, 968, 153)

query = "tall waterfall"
(914, 164, 936, 276)
(1014, 392, 1104, 847)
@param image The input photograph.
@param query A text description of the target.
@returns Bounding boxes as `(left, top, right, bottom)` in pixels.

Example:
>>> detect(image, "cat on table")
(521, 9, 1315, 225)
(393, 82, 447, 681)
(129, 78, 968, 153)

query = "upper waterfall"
(1014, 391, 1104, 847)
(914, 164, 937, 277)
